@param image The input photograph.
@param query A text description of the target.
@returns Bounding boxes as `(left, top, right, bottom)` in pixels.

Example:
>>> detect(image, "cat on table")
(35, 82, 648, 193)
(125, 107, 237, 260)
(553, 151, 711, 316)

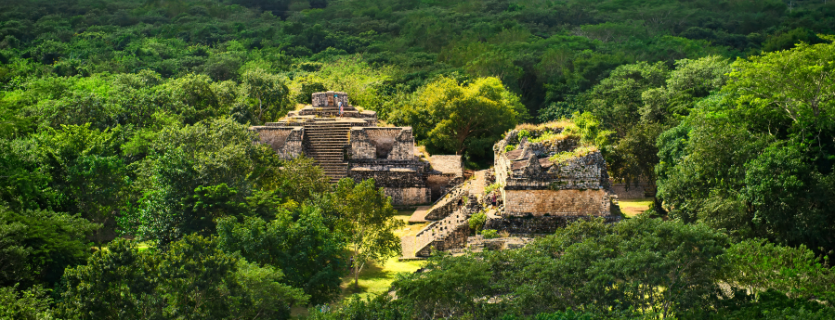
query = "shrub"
(481, 229, 498, 239)
(469, 211, 487, 233)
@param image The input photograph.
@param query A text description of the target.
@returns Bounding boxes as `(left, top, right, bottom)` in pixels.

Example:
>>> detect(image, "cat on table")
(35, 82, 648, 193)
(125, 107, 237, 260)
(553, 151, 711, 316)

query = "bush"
(480, 229, 498, 239)
(469, 211, 487, 233)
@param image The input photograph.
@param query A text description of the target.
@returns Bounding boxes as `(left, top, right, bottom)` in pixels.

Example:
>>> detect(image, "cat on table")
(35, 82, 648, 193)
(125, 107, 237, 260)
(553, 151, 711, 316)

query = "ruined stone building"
(485, 124, 620, 233)
(486, 124, 621, 233)
(250, 91, 462, 206)
(406, 122, 621, 257)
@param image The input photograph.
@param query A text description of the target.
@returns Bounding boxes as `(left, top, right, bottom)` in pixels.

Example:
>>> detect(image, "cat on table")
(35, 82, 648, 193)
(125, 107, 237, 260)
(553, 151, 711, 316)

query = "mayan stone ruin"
(250, 91, 463, 206)
(404, 122, 621, 258)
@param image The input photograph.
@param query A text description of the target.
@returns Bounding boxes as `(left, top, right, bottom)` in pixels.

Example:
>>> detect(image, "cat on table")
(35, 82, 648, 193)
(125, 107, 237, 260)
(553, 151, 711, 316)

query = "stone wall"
(251, 126, 303, 159)
(504, 189, 610, 217)
(426, 174, 454, 200)
(386, 187, 431, 206)
(484, 215, 621, 234)
(350, 127, 415, 160)
(312, 91, 350, 107)
(348, 160, 432, 206)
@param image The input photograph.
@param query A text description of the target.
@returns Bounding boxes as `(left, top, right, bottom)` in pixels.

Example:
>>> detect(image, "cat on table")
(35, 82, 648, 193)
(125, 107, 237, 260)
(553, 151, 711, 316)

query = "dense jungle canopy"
(1, 0, 834, 319)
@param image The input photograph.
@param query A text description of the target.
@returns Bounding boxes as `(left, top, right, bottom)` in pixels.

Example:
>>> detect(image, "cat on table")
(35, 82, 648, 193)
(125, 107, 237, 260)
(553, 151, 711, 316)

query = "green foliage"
(124, 117, 282, 245)
(656, 39, 835, 253)
(548, 146, 600, 164)
(323, 217, 732, 318)
(0, 285, 53, 320)
(216, 204, 346, 304)
(402, 76, 526, 159)
(0, 0, 834, 317)
(0, 206, 99, 288)
(480, 229, 498, 239)
(566, 112, 613, 147)
(334, 178, 404, 286)
(724, 239, 834, 303)
(484, 183, 502, 195)
(58, 236, 308, 320)
(240, 68, 291, 123)
(469, 211, 487, 233)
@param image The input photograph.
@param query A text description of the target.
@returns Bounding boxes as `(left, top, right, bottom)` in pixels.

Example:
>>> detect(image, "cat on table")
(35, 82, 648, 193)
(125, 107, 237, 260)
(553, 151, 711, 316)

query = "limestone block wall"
(426, 174, 454, 200)
(350, 127, 416, 160)
(503, 189, 610, 217)
(390, 128, 416, 160)
(385, 187, 431, 206)
(251, 126, 303, 159)
(312, 91, 349, 107)
(350, 128, 375, 160)
(348, 160, 432, 206)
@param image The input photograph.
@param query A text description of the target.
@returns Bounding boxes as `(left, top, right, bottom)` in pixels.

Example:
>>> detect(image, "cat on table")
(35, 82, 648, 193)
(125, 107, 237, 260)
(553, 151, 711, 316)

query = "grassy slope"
(619, 198, 654, 217)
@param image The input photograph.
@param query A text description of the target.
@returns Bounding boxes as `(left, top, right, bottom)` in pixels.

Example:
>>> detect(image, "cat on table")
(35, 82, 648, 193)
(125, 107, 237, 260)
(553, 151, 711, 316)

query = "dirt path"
(407, 205, 433, 224)
(469, 169, 488, 202)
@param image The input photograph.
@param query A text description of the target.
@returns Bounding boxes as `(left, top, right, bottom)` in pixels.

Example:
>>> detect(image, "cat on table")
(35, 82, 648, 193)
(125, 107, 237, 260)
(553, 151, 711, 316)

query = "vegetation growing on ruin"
(1, 0, 835, 318)
(548, 145, 600, 164)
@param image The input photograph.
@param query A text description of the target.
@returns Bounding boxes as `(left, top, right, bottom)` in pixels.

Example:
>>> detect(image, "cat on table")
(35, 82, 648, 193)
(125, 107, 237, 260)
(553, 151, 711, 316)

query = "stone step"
(317, 164, 349, 168)
(306, 135, 348, 138)
(308, 154, 344, 157)
(306, 126, 350, 129)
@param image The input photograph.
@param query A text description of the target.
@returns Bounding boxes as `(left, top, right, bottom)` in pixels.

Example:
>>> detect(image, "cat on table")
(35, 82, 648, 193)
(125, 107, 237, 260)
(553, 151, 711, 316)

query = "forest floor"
(340, 210, 428, 300)
(619, 198, 654, 217)
(291, 209, 427, 316)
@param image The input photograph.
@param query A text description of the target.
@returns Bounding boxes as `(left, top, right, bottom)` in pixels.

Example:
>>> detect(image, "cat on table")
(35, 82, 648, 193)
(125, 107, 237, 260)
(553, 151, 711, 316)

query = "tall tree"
(58, 235, 308, 320)
(240, 68, 291, 124)
(401, 76, 527, 159)
(216, 204, 346, 304)
(334, 178, 403, 287)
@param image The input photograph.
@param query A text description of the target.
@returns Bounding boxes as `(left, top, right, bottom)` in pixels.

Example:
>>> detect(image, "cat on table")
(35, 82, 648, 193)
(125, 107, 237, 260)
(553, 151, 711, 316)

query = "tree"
(724, 239, 834, 303)
(124, 117, 282, 245)
(0, 285, 53, 320)
(35, 124, 129, 242)
(59, 235, 308, 320)
(240, 68, 291, 124)
(334, 178, 404, 287)
(402, 76, 526, 159)
(725, 37, 835, 144)
(0, 206, 99, 288)
(216, 204, 347, 304)
(655, 39, 835, 253)
(586, 61, 669, 137)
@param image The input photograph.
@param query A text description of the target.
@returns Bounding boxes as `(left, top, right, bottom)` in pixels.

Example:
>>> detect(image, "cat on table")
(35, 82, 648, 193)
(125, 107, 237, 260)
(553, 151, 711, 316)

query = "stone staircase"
(303, 121, 351, 182)
(413, 207, 470, 257)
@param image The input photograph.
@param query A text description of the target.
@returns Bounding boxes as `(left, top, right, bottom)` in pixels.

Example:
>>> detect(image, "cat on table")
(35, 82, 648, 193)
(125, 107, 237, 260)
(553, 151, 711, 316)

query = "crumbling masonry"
(408, 123, 621, 257)
(250, 91, 462, 206)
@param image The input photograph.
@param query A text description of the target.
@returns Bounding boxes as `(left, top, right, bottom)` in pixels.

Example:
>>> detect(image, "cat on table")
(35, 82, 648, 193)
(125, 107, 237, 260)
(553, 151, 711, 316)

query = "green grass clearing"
(619, 198, 654, 217)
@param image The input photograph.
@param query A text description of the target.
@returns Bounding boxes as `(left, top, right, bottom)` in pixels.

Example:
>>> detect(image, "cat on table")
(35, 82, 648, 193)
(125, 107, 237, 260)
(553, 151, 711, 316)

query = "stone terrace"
(250, 91, 463, 206)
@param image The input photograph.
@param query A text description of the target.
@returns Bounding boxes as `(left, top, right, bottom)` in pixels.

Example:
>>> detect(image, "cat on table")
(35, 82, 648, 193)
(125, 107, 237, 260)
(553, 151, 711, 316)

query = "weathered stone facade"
(250, 91, 461, 206)
(405, 124, 622, 258)
(504, 189, 610, 216)
(485, 124, 620, 233)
